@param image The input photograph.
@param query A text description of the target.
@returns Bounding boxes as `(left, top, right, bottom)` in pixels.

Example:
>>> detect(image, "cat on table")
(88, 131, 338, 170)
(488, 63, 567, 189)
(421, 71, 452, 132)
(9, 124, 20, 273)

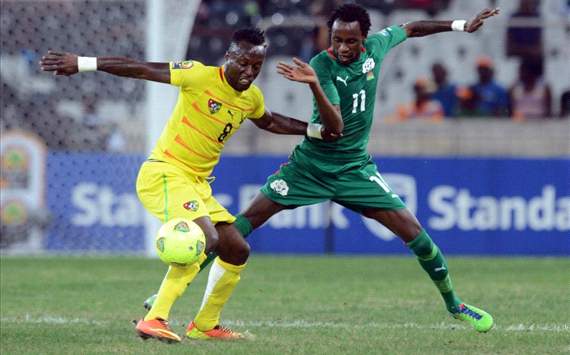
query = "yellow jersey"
(149, 60, 265, 177)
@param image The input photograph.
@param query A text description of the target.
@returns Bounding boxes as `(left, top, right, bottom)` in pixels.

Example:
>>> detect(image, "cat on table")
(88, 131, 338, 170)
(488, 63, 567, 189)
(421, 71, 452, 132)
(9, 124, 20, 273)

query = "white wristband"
(77, 56, 98, 72)
(451, 20, 467, 32)
(306, 123, 323, 139)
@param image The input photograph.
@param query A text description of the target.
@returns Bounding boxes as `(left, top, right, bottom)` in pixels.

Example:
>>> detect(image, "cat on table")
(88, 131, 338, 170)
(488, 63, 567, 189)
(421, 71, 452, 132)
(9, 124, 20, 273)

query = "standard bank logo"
(361, 174, 417, 241)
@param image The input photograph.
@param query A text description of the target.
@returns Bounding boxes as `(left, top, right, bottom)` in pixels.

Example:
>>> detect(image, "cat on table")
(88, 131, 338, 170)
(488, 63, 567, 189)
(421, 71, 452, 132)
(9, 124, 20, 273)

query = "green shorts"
(260, 149, 406, 212)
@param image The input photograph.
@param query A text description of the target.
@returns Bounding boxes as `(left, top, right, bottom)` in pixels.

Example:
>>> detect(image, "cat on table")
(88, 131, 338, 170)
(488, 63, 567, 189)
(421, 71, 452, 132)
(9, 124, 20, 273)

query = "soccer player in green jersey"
(146, 4, 500, 333)
(239, 4, 499, 333)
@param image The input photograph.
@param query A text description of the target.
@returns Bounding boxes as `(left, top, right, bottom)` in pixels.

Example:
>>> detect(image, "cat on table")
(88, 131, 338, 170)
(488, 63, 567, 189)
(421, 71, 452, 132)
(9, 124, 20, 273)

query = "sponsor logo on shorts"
(172, 60, 193, 69)
(183, 200, 199, 211)
(270, 179, 289, 196)
(208, 98, 222, 114)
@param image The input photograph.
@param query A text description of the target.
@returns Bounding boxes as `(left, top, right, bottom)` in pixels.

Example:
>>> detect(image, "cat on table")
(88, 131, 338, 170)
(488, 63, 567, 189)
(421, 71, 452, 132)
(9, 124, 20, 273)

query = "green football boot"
(452, 303, 494, 332)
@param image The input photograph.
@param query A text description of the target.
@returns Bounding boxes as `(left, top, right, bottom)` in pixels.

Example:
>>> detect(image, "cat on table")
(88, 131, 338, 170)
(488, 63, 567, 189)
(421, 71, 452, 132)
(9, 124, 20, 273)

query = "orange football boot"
(186, 321, 244, 340)
(135, 318, 181, 343)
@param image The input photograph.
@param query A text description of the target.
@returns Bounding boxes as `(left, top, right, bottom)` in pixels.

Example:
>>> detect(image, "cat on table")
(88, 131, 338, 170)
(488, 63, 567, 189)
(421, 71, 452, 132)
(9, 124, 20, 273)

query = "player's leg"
(362, 208, 461, 310)
(144, 157, 329, 323)
(187, 181, 294, 340)
(363, 207, 493, 332)
(193, 192, 288, 269)
(335, 162, 493, 332)
(187, 222, 249, 339)
(144, 216, 216, 322)
(134, 161, 219, 342)
(142, 193, 288, 315)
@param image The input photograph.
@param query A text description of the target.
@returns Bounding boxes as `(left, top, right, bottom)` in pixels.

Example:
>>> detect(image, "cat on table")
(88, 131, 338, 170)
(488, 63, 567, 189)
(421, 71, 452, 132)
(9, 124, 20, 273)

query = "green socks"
(234, 214, 253, 237)
(407, 230, 461, 313)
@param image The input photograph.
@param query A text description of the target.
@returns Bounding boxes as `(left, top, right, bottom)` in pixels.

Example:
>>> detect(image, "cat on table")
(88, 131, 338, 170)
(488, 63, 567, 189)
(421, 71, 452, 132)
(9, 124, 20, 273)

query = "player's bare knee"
(235, 239, 250, 264)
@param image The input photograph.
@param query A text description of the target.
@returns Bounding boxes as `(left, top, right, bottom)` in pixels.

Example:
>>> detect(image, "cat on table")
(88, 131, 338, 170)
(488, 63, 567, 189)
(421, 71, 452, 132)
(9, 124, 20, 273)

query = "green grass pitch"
(1, 255, 568, 354)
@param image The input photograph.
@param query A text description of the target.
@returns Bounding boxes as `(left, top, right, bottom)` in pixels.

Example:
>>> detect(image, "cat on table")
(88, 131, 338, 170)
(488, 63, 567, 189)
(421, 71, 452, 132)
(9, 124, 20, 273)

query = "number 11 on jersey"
(352, 89, 366, 113)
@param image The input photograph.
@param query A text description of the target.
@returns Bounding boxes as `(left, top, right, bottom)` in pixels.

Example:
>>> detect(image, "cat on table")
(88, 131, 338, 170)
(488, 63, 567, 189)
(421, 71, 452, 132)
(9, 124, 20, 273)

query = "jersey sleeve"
(248, 85, 266, 119)
(367, 25, 407, 57)
(169, 60, 205, 88)
(310, 55, 340, 106)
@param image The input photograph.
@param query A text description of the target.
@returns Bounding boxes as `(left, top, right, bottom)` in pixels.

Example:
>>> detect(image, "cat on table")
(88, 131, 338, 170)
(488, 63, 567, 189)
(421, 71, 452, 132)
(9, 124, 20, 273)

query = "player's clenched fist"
(39, 50, 79, 76)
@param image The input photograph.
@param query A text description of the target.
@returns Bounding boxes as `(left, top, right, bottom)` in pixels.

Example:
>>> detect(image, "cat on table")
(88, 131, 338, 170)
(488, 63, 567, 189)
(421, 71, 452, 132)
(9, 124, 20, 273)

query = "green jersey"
(297, 25, 407, 164)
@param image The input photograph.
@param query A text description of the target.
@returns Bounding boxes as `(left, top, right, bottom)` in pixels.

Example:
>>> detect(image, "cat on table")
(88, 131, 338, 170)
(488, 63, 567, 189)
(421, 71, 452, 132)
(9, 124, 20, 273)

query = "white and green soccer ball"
(155, 218, 206, 265)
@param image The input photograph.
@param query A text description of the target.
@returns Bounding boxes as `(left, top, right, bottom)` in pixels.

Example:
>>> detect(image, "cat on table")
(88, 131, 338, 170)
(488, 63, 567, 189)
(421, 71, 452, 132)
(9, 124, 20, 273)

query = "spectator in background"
(469, 56, 509, 117)
(456, 86, 480, 117)
(509, 59, 552, 120)
(393, 78, 444, 122)
(560, 90, 570, 118)
(506, 0, 543, 72)
(431, 62, 458, 117)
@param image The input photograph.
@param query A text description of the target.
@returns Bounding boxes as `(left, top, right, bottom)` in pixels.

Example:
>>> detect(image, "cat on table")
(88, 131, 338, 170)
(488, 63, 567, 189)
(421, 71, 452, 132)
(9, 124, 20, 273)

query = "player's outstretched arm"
(277, 57, 344, 136)
(402, 8, 499, 37)
(252, 110, 340, 142)
(40, 50, 170, 83)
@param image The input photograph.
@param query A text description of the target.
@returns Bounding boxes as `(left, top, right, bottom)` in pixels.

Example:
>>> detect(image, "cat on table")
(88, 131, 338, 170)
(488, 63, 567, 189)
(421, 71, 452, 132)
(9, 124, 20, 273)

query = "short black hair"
(327, 3, 371, 37)
(231, 27, 266, 46)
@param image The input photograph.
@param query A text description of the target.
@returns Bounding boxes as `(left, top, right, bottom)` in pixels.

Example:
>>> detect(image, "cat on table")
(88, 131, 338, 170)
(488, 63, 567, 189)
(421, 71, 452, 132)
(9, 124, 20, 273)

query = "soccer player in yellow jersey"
(40, 28, 340, 342)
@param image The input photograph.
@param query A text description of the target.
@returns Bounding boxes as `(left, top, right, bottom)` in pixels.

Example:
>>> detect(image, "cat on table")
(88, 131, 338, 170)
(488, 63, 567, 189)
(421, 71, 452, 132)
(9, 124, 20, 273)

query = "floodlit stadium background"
(1, 0, 569, 256)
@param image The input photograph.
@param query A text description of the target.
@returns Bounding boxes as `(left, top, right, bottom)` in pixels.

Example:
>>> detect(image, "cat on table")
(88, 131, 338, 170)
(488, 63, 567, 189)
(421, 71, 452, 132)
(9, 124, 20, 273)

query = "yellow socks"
(193, 257, 246, 331)
(144, 262, 200, 321)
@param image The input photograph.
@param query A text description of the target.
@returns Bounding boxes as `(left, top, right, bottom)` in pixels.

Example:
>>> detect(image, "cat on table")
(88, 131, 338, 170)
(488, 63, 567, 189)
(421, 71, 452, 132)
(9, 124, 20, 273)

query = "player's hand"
(39, 50, 79, 76)
(465, 8, 500, 33)
(321, 126, 343, 142)
(276, 57, 317, 84)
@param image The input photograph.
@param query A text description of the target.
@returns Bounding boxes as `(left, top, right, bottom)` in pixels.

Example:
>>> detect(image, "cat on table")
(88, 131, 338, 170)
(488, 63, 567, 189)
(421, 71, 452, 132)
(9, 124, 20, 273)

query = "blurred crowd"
(394, 0, 569, 121)
(393, 55, 570, 121)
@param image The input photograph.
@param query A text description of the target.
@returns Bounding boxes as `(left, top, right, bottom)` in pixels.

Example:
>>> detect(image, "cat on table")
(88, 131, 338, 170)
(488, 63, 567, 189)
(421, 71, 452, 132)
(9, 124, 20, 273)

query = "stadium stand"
(1, 0, 568, 155)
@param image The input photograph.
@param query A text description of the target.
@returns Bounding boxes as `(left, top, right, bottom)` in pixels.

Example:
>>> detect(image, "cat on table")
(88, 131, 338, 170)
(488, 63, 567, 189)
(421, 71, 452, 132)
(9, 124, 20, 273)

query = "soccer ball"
(155, 218, 206, 265)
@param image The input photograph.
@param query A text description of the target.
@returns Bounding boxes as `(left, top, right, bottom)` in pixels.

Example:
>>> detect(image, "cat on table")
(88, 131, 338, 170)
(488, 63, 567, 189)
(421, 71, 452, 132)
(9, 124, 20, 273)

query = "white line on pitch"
(219, 320, 570, 333)
(1, 316, 568, 333)
(0, 314, 105, 325)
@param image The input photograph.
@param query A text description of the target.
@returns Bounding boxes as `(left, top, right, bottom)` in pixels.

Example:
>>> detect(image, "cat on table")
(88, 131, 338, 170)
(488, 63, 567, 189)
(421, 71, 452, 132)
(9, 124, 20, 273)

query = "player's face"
(331, 20, 365, 65)
(224, 42, 266, 91)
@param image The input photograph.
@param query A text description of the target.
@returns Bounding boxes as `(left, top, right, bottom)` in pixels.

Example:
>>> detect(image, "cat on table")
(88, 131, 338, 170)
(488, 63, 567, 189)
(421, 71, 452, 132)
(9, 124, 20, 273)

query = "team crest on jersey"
(183, 200, 199, 211)
(270, 179, 289, 196)
(208, 98, 222, 114)
(172, 60, 193, 69)
(362, 58, 375, 74)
